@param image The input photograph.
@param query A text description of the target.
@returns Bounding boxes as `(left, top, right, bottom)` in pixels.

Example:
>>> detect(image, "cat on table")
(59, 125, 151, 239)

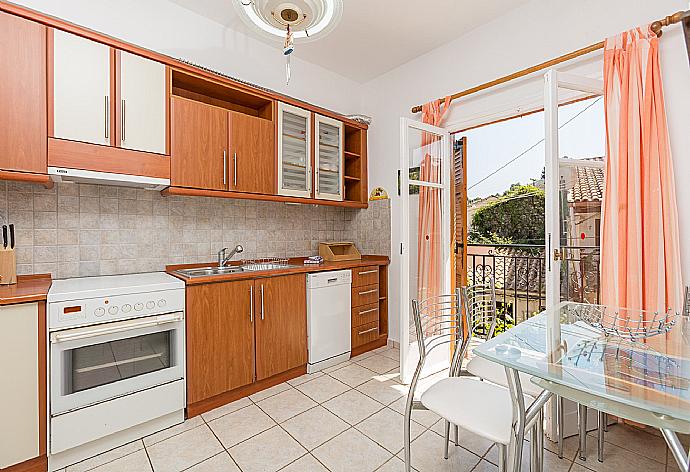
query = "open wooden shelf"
(344, 175, 360, 182)
(344, 150, 360, 159)
(343, 124, 367, 205)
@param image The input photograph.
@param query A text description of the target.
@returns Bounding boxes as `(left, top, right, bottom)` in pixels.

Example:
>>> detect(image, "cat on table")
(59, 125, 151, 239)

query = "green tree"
(469, 184, 545, 245)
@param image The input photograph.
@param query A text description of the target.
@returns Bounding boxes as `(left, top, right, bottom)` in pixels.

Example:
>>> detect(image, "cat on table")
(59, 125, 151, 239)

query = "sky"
(460, 97, 605, 200)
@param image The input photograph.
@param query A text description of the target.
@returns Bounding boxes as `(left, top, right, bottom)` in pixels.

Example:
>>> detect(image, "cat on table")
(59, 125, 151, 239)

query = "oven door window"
(67, 331, 172, 394)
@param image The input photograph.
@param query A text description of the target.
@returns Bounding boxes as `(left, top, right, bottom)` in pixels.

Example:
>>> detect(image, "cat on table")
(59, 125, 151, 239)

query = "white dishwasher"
(307, 270, 352, 373)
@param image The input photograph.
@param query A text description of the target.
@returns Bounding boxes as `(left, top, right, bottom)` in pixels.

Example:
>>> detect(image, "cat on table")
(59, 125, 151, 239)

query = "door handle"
(51, 314, 183, 343)
(553, 249, 563, 261)
(233, 152, 237, 187)
(358, 270, 377, 275)
(121, 99, 126, 142)
(250, 285, 254, 323)
(104, 95, 110, 140)
(358, 289, 378, 296)
(358, 327, 378, 335)
(358, 307, 378, 315)
(223, 150, 227, 187)
(260, 284, 265, 320)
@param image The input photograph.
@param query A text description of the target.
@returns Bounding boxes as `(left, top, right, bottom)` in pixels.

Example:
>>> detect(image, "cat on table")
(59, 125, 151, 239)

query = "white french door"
(544, 69, 605, 438)
(399, 118, 452, 384)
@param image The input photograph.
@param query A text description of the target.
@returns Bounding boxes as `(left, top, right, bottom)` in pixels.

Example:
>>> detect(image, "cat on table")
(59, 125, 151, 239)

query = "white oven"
(47, 273, 187, 471)
(50, 311, 184, 415)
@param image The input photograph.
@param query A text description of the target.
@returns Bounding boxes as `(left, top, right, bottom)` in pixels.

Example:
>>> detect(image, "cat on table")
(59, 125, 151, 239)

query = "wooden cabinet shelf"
(344, 175, 360, 182)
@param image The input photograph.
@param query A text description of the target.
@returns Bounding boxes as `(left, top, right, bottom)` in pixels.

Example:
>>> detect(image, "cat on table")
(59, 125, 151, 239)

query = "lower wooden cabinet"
(254, 274, 307, 381)
(186, 279, 254, 405)
(185, 274, 307, 408)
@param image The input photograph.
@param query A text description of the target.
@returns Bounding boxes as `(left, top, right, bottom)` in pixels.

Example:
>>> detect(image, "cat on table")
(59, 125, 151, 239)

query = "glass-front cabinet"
(314, 114, 344, 201)
(277, 102, 312, 198)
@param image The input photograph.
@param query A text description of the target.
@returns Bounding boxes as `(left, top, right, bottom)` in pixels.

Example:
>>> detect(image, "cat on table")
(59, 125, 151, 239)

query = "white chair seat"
(420, 377, 527, 445)
(467, 355, 544, 398)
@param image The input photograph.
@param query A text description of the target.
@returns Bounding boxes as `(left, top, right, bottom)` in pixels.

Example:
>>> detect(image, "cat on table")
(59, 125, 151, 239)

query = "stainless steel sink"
(175, 266, 244, 278)
(242, 262, 297, 271)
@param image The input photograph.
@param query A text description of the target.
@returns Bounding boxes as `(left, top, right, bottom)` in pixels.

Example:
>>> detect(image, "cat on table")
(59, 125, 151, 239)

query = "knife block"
(0, 248, 17, 285)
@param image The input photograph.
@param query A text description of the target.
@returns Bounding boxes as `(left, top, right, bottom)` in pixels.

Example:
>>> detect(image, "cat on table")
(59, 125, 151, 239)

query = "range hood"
(48, 167, 169, 191)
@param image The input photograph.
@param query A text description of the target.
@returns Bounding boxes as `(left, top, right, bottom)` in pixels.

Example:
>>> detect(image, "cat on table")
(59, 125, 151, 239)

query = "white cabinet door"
(278, 102, 312, 198)
(314, 114, 344, 201)
(53, 30, 111, 146)
(0, 303, 39, 468)
(120, 51, 167, 154)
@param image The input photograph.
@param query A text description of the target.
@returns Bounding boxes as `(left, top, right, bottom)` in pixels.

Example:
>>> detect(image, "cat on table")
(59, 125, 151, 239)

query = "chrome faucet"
(218, 244, 244, 268)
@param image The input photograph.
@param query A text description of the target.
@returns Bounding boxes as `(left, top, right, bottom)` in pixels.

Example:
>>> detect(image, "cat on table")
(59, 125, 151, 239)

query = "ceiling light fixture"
(234, 0, 343, 84)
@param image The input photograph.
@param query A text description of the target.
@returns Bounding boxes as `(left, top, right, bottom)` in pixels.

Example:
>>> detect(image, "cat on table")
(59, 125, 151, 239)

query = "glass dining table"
(474, 302, 690, 471)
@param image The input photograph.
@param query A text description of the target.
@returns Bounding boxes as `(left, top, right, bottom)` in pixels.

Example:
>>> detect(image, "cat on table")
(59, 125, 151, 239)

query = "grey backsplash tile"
(0, 181, 391, 279)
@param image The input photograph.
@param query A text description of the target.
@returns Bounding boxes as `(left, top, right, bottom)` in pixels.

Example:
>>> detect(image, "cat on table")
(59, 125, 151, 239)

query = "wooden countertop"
(0, 274, 52, 305)
(167, 255, 389, 285)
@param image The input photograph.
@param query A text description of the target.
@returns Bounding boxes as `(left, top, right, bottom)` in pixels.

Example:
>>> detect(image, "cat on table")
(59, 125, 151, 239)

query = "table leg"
(578, 403, 587, 461)
(557, 395, 564, 459)
(660, 429, 690, 471)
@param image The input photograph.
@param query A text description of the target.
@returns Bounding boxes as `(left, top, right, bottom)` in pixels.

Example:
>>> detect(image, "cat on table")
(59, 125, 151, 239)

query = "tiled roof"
(567, 158, 604, 203)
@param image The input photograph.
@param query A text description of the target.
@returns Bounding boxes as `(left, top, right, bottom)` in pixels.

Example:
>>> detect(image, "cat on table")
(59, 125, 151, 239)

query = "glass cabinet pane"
(316, 117, 343, 200)
(279, 103, 311, 197)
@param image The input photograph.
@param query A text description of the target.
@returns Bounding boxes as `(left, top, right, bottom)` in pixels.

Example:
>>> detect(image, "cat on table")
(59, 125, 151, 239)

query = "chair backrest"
(411, 290, 464, 374)
(461, 277, 498, 342)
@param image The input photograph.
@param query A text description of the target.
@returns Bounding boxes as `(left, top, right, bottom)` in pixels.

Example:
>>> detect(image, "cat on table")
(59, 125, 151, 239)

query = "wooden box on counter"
(0, 249, 17, 285)
(319, 242, 361, 262)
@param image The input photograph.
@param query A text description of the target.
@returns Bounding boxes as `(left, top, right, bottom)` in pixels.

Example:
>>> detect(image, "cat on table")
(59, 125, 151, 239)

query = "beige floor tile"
(378, 348, 401, 362)
(574, 438, 666, 472)
(593, 423, 668, 465)
(397, 430, 481, 472)
(351, 349, 378, 361)
(323, 360, 353, 373)
(355, 354, 400, 374)
(147, 424, 223, 472)
(329, 363, 379, 387)
(281, 405, 350, 450)
(356, 407, 425, 453)
(249, 382, 293, 402)
(287, 371, 325, 387)
(356, 377, 407, 405)
(296, 374, 351, 403)
(388, 397, 440, 428)
(200, 397, 253, 422)
(323, 389, 385, 425)
(88, 449, 151, 472)
(66, 440, 144, 472)
(376, 456, 407, 472)
(313, 428, 393, 472)
(427, 421, 494, 458)
(143, 416, 204, 447)
(256, 388, 318, 423)
(279, 454, 330, 471)
(184, 452, 240, 471)
(485, 442, 571, 472)
(208, 404, 276, 448)
(229, 426, 307, 472)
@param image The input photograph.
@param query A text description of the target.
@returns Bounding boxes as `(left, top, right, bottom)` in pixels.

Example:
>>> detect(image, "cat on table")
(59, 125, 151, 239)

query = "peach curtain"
(417, 97, 451, 302)
(601, 26, 683, 315)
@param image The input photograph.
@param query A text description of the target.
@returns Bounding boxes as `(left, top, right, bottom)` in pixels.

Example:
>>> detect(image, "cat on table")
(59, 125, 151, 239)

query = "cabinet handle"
(358, 327, 378, 336)
(121, 99, 126, 142)
(223, 150, 227, 186)
(250, 285, 254, 323)
(358, 270, 378, 275)
(233, 152, 237, 187)
(260, 284, 265, 321)
(358, 289, 378, 296)
(359, 307, 378, 315)
(104, 95, 110, 139)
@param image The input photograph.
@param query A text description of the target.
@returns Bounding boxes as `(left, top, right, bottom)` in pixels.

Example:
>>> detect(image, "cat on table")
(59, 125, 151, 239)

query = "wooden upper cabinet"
(229, 111, 275, 195)
(0, 12, 47, 174)
(171, 97, 228, 191)
(186, 280, 255, 405)
(314, 114, 344, 201)
(51, 29, 112, 146)
(118, 51, 167, 154)
(277, 102, 312, 198)
(255, 274, 307, 381)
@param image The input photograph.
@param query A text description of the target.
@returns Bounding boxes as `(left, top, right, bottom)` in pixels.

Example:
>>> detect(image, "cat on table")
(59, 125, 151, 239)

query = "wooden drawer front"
(352, 321, 379, 348)
(352, 303, 379, 328)
(352, 266, 379, 287)
(352, 284, 379, 307)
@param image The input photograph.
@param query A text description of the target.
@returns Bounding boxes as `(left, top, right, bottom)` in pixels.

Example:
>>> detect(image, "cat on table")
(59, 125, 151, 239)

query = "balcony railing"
(466, 243, 601, 324)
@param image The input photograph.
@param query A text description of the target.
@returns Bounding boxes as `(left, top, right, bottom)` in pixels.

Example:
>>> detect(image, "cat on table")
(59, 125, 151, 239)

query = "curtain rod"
(410, 10, 688, 114)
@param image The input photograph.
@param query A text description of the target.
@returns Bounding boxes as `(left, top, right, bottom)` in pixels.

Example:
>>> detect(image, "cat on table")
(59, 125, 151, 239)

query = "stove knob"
(122, 304, 132, 313)
(108, 306, 119, 315)
(134, 302, 144, 311)
(146, 301, 155, 309)
(94, 307, 105, 317)
(157, 299, 167, 308)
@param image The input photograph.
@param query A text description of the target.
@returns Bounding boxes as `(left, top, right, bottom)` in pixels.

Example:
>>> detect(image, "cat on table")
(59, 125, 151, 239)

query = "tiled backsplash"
(0, 181, 391, 279)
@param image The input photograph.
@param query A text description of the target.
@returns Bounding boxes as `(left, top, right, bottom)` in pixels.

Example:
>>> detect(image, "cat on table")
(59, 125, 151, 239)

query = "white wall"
(363, 0, 690, 342)
(10, 0, 364, 115)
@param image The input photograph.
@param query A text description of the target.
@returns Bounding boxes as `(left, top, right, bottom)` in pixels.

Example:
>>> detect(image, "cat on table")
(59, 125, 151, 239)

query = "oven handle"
(51, 313, 183, 344)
